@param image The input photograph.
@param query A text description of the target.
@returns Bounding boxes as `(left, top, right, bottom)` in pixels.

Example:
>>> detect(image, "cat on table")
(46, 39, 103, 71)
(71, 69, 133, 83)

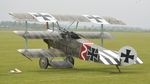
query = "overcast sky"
(0, 0, 150, 28)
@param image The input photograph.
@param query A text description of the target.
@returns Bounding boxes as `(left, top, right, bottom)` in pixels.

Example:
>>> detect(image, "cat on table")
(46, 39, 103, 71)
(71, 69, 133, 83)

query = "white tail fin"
(118, 46, 137, 66)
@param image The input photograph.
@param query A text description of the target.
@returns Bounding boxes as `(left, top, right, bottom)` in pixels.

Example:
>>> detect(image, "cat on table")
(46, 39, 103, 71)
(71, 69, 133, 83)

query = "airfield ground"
(0, 31, 150, 84)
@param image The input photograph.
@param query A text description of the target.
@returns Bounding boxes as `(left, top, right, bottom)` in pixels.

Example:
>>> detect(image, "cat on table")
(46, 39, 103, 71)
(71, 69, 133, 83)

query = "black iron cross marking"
(87, 16, 102, 23)
(121, 49, 134, 63)
(87, 47, 99, 62)
(33, 13, 52, 20)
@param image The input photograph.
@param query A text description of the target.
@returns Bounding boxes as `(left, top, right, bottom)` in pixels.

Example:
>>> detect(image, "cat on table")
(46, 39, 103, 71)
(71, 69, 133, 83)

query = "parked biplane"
(9, 12, 143, 72)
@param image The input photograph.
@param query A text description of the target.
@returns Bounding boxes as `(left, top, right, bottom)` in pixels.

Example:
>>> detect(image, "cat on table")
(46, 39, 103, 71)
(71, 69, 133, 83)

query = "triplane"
(9, 12, 143, 72)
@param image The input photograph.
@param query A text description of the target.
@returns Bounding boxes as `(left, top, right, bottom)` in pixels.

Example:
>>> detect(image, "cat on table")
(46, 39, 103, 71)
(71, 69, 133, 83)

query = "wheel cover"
(39, 57, 49, 69)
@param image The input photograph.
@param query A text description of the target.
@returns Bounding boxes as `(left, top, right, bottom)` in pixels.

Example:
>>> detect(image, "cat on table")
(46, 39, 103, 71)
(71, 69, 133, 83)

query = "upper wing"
(52, 14, 109, 24)
(9, 12, 57, 22)
(9, 12, 109, 24)
(9, 12, 35, 21)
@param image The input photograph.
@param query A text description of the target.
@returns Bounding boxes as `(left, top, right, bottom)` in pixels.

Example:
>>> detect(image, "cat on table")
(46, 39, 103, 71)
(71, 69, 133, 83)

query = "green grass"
(0, 31, 150, 84)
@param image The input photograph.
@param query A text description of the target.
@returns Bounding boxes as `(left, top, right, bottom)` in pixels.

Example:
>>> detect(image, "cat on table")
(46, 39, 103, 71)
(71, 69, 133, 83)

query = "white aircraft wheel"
(65, 56, 74, 65)
(39, 57, 49, 69)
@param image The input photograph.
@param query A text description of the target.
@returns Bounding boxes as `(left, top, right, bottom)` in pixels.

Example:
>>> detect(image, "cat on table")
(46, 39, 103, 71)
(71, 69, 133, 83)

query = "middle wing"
(76, 32, 113, 39)
(14, 30, 113, 39)
(13, 30, 62, 40)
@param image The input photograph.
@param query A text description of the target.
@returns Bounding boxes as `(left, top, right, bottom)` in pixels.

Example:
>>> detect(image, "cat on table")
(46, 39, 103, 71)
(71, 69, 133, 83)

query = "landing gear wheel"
(39, 57, 49, 69)
(65, 56, 74, 65)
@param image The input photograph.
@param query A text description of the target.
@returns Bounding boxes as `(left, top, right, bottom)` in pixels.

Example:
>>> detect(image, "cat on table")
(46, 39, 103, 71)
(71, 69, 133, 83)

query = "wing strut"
(100, 24, 104, 47)
(24, 21, 32, 61)
(75, 21, 79, 29)
(25, 21, 28, 49)
(67, 20, 75, 29)
(46, 22, 49, 29)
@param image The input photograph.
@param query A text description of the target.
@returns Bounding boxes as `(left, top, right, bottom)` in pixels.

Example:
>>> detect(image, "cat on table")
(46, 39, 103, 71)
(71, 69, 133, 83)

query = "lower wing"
(18, 49, 65, 58)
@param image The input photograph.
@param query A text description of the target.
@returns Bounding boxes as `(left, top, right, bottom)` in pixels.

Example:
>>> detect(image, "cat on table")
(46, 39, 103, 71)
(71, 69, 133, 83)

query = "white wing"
(9, 12, 109, 24)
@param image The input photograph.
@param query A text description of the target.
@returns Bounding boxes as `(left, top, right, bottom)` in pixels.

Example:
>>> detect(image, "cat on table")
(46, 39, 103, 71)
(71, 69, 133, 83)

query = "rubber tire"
(65, 56, 74, 65)
(39, 57, 49, 69)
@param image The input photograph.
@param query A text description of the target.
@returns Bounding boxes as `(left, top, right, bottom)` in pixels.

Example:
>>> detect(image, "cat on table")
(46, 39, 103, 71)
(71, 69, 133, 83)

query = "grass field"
(0, 31, 150, 84)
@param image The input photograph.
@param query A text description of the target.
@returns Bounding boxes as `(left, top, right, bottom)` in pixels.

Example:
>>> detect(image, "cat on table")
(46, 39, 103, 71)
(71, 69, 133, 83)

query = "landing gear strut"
(65, 56, 74, 65)
(39, 57, 49, 69)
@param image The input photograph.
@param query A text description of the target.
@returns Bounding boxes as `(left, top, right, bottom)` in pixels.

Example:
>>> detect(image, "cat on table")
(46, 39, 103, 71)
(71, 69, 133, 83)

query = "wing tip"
(13, 31, 18, 34)
(18, 49, 24, 53)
